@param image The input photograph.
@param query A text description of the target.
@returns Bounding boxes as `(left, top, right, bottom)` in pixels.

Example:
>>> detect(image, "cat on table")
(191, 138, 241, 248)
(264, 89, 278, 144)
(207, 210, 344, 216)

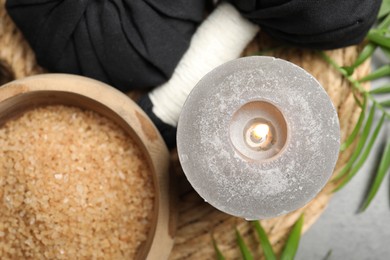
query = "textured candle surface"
(177, 56, 340, 220)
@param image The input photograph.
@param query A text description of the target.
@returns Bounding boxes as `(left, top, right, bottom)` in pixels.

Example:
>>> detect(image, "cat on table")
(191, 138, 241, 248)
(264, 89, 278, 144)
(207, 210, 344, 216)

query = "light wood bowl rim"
(0, 73, 175, 260)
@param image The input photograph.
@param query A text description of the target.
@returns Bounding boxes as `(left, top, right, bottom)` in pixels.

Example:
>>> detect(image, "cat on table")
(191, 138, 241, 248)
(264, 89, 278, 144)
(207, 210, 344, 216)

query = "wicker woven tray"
(0, 2, 369, 259)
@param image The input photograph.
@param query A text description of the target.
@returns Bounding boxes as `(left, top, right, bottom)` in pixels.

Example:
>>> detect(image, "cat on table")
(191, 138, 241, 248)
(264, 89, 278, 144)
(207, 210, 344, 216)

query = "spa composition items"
(0, 105, 154, 259)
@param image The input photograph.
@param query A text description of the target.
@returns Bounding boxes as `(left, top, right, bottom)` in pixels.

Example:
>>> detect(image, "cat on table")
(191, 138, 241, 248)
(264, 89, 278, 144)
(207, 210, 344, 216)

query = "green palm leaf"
(252, 221, 276, 260)
(367, 30, 390, 49)
(280, 214, 304, 260)
(340, 95, 367, 151)
(212, 238, 226, 260)
(379, 10, 390, 28)
(380, 100, 390, 107)
(359, 64, 390, 83)
(334, 113, 386, 192)
(369, 84, 390, 94)
(322, 250, 333, 260)
(333, 105, 376, 181)
(360, 138, 390, 211)
(342, 43, 377, 75)
(378, 0, 390, 19)
(236, 229, 254, 260)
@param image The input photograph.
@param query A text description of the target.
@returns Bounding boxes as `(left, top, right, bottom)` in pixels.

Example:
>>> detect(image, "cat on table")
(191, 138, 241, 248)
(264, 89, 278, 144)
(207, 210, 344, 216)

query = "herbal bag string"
(138, 2, 259, 148)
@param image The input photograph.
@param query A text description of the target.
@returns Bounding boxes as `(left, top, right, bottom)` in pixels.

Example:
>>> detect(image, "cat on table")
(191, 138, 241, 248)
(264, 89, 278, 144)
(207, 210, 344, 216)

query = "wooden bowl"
(0, 74, 175, 260)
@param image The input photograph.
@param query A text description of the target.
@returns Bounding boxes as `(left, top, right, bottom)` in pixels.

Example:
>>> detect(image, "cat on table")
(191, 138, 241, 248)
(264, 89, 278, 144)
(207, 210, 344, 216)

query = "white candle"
(177, 56, 340, 220)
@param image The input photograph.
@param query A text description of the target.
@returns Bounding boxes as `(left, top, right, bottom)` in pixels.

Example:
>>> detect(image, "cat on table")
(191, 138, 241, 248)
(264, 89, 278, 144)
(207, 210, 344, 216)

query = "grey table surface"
(296, 51, 390, 260)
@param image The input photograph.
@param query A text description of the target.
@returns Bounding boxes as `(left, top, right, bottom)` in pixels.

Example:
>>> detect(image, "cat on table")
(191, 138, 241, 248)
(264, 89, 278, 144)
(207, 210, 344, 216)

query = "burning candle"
(229, 100, 288, 161)
(177, 56, 340, 220)
(246, 123, 271, 149)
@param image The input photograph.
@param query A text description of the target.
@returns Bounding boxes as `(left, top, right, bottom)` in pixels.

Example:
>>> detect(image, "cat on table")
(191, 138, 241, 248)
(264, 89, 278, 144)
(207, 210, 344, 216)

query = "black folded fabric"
(0, 60, 14, 86)
(230, 0, 382, 50)
(138, 95, 177, 148)
(6, 0, 205, 91)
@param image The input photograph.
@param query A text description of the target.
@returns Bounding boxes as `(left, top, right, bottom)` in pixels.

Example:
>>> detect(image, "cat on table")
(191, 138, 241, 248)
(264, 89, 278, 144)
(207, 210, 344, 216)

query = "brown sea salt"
(0, 105, 155, 259)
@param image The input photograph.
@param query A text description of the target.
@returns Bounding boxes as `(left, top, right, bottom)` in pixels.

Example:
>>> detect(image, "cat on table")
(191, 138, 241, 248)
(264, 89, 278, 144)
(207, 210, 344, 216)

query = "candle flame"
(251, 123, 269, 143)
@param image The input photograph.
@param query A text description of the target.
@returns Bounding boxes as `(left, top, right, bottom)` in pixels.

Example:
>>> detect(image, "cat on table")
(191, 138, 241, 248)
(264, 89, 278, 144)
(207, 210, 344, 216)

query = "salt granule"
(0, 105, 154, 259)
